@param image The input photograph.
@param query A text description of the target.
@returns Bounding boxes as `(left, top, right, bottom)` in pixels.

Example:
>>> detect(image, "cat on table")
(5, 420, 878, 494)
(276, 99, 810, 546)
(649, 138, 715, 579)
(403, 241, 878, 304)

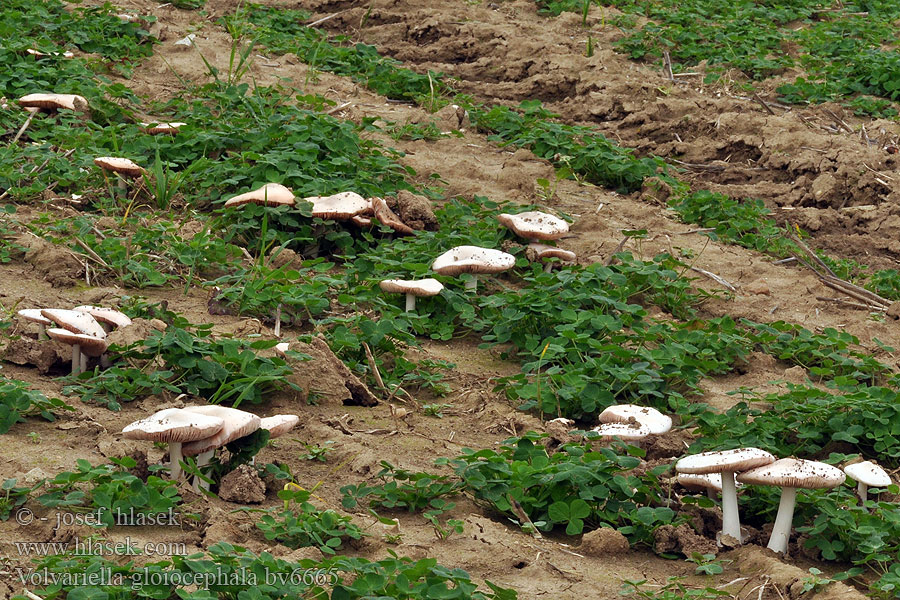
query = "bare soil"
(1, 0, 897, 598)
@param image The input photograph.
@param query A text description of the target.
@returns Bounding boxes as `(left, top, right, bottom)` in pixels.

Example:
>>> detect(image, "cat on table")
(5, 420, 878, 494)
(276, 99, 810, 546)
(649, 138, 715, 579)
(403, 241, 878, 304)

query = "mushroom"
(17, 309, 52, 339)
(26, 49, 75, 59)
(41, 309, 107, 374)
(676, 472, 735, 500)
(18, 93, 89, 112)
(843, 460, 892, 504)
(46, 328, 107, 374)
(122, 408, 224, 481)
(140, 121, 186, 135)
(498, 211, 569, 241)
(305, 191, 371, 220)
(591, 421, 652, 442)
(73, 306, 132, 332)
(379, 278, 444, 312)
(94, 157, 146, 195)
(181, 406, 261, 491)
(737, 458, 845, 554)
(676, 448, 775, 545)
(371, 197, 414, 234)
(527, 243, 576, 272)
(260, 414, 300, 438)
(224, 183, 295, 208)
(598, 405, 672, 435)
(431, 245, 516, 292)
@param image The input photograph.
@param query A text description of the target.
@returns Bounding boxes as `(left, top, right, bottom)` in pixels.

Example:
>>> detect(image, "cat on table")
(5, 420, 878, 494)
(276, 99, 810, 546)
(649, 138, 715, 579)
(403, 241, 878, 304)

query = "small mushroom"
(18, 93, 89, 112)
(598, 405, 672, 435)
(676, 448, 775, 545)
(843, 460, 892, 504)
(26, 48, 75, 59)
(737, 458, 845, 554)
(432, 245, 516, 292)
(94, 157, 146, 195)
(676, 472, 733, 500)
(260, 414, 300, 438)
(371, 197, 414, 234)
(122, 408, 225, 481)
(591, 421, 651, 442)
(41, 309, 107, 374)
(140, 121, 186, 135)
(305, 191, 371, 220)
(498, 211, 569, 241)
(17, 309, 52, 339)
(181, 406, 261, 491)
(224, 183, 295, 208)
(46, 328, 107, 374)
(379, 278, 444, 312)
(527, 243, 576, 272)
(73, 306, 133, 331)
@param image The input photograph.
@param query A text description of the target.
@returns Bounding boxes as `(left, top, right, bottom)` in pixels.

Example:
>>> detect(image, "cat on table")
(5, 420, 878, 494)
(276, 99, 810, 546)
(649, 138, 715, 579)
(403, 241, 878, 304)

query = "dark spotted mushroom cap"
(599, 404, 672, 435)
(432, 245, 516, 276)
(677, 448, 776, 475)
(498, 211, 569, 241)
(737, 458, 845, 489)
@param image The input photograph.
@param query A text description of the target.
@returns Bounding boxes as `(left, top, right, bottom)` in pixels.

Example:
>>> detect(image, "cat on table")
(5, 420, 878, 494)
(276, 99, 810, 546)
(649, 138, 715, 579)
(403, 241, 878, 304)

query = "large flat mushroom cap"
(432, 245, 516, 276)
(224, 183, 295, 207)
(18, 309, 52, 326)
(379, 278, 444, 296)
(737, 458, 845, 489)
(371, 197, 414, 234)
(41, 308, 107, 339)
(599, 404, 672, 435)
(46, 328, 108, 357)
(73, 306, 132, 329)
(19, 93, 88, 112)
(591, 421, 651, 441)
(677, 448, 776, 475)
(93, 157, 145, 177)
(306, 191, 370, 220)
(180, 406, 261, 456)
(260, 414, 300, 438)
(844, 461, 892, 487)
(498, 211, 569, 241)
(122, 408, 225, 443)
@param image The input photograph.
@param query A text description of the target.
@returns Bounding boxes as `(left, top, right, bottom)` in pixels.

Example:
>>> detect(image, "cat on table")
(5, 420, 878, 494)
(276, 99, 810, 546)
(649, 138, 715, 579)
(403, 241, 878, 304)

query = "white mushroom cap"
(379, 278, 444, 297)
(527, 243, 576, 262)
(224, 183, 295, 208)
(41, 309, 107, 339)
(180, 406, 261, 456)
(274, 342, 290, 358)
(122, 408, 225, 443)
(598, 405, 672, 435)
(46, 328, 108, 357)
(260, 414, 300, 438)
(431, 245, 516, 276)
(677, 472, 736, 493)
(677, 448, 776, 475)
(17, 309, 52, 326)
(27, 49, 75, 59)
(591, 422, 651, 441)
(371, 197, 414, 234)
(844, 461, 892, 488)
(73, 306, 132, 329)
(18, 93, 88, 112)
(498, 211, 569, 241)
(93, 157, 145, 177)
(140, 121, 186, 134)
(305, 191, 371, 220)
(737, 458, 845, 489)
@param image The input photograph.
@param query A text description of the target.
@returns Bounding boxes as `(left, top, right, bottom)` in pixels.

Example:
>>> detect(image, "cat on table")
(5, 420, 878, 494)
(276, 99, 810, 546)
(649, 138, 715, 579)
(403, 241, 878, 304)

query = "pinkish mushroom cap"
(27, 49, 75, 59)
(41, 309, 107, 339)
(18, 93, 88, 112)
(46, 328, 108, 357)
(527, 243, 576, 262)
(498, 211, 569, 241)
(122, 408, 224, 443)
(73, 306, 132, 329)
(180, 406, 261, 456)
(140, 121, 186, 135)
(305, 192, 371, 220)
(17, 309, 52, 327)
(371, 197, 414, 234)
(379, 278, 444, 297)
(94, 157, 145, 177)
(351, 215, 373, 227)
(260, 414, 300, 438)
(224, 183, 296, 208)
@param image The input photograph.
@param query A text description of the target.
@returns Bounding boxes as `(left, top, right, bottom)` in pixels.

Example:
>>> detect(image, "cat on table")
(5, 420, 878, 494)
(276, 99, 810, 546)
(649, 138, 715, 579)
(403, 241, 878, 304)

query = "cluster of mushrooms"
(17, 306, 132, 374)
(122, 405, 299, 492)
(675, 449, 893, 554)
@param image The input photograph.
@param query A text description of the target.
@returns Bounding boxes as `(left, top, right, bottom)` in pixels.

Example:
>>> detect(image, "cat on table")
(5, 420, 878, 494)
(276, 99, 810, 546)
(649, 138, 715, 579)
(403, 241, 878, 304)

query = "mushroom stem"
(37, 324, 47, 340)
(720, 471, 743, 544)
(100, 354, 111, 369)
(79, 351, 88, 374)
(858, 481, 868, 504)
(767, 486, 797, 554)
(543, 262, 553, 273)
(464, 276, 478, 292)
(169, 442, 184, 481)
(274, 304, 282, 337)
(71, 344, 81, 375)
(405, 293, 416, 312)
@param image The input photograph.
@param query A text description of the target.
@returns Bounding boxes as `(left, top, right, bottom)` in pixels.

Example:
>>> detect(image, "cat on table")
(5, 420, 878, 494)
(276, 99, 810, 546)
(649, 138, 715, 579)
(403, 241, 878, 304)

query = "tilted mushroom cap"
(432, 245, 516, 276)
(677, 448, 776, 475)
(46, 328, 108, 357)
(498, 211, 569, 241)
(140, 121, 186, 134)
(598, 405, 672, 435)
(306, 191, 371, 220)
(224, 183, 295, 208)
(844, 461, 892, 488)
(737, 458, 845, 489)
(351, 215, 372, 227)
(41, 309, 107, 339)
(93, 157, 145, 177)
(591, 421, 651, 441)
(379, 278, 444, 297)
(180, 406, 261, 456)
(17, 309, 52, 326)
(528, 243, 576, 262)
(371, 197, 414, 234)
(677, 472, 734, 493)
(18, 93, 88, 112)
(122, 408, 225, 443)
(27, 49, 75, 59)
(73, 306, 132, 329)
(260, 414, 300, 438)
